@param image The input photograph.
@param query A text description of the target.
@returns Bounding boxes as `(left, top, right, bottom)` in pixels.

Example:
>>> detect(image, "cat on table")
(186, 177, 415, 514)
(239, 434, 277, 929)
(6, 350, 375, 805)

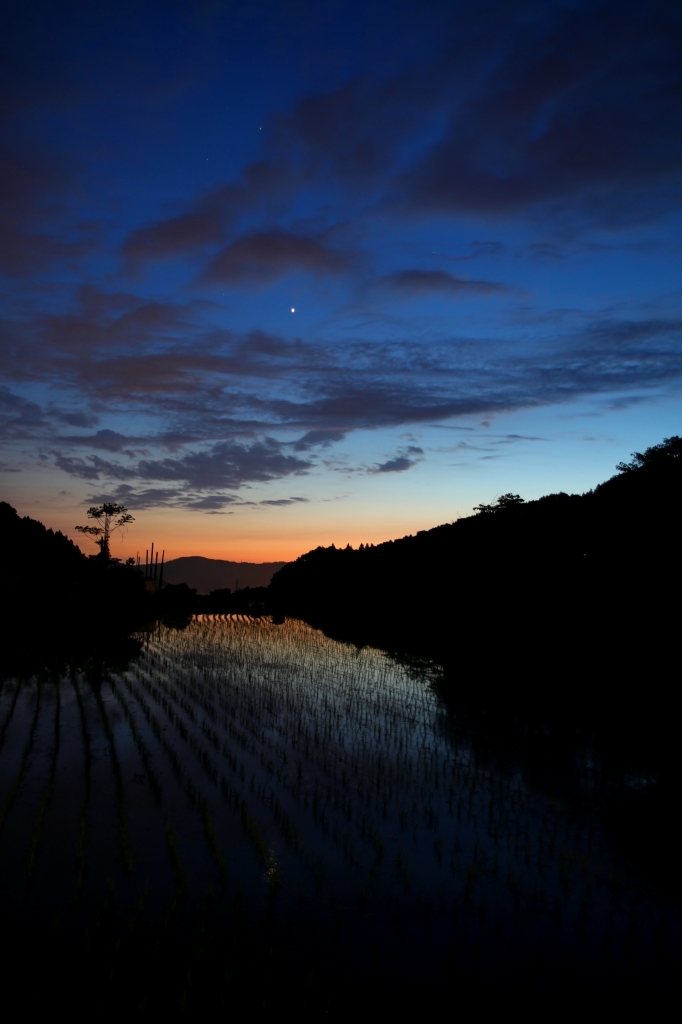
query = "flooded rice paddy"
(0, 616, 679, 1006)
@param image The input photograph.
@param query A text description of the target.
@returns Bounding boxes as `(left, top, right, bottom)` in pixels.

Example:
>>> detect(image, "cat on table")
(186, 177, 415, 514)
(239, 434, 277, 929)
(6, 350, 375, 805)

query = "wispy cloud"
(379, 269, 509, 297)
(3, 297, 680, 508)
(1, 0, 681, 514)
(373, 445, 424, 473)
(203, 231, 350, 284)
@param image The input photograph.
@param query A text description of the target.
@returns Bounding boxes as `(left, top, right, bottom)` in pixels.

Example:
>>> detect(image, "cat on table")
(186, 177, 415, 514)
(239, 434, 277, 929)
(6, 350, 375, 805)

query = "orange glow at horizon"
(21, 498, 454, 566)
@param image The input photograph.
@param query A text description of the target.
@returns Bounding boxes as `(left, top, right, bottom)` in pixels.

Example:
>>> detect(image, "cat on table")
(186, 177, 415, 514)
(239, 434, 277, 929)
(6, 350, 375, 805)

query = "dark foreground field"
(1, 615, 680, 1015)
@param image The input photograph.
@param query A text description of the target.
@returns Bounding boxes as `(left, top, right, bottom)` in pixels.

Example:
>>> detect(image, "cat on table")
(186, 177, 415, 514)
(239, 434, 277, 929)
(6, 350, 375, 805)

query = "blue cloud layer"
(0, 1, 680, 508)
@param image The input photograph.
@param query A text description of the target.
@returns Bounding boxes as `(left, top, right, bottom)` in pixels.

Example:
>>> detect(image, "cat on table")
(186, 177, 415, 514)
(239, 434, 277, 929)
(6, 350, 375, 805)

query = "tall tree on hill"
(75, 503, 134, 562)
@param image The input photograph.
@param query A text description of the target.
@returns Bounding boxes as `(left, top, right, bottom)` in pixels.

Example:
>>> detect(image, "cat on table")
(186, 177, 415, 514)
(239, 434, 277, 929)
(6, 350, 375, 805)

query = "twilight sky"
(1, 0, 681, 561)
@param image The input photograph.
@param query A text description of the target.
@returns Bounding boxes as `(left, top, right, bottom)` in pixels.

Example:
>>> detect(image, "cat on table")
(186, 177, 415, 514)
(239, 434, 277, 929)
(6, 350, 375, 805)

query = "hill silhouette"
(162, 555, 285, 593)
(270, 435, 682, 685)
(269, 436, 682, 884)
(0, 501, 147, 673)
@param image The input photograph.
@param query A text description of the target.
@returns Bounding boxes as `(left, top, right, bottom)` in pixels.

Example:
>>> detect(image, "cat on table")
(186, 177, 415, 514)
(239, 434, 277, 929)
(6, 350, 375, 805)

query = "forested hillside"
(270, 437, 682, 685)
(0, 502, 147, 671)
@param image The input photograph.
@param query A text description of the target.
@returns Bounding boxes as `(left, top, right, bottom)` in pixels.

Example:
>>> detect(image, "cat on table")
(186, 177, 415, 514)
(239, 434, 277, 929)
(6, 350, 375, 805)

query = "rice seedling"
(26, 679, 61, 879)
(0, 681, 41, 836)
(72, 673, 92, 898)
(0, 614, 678, 1002)
(166, 823, 187, 898)
(109, 678, 162, 806)
(0, 680, 22, 753)
(90, 678, 133, 874)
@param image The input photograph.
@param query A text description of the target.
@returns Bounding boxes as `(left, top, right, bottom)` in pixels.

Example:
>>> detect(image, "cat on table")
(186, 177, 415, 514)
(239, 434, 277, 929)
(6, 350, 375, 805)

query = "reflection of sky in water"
(0, 616, 679, 987)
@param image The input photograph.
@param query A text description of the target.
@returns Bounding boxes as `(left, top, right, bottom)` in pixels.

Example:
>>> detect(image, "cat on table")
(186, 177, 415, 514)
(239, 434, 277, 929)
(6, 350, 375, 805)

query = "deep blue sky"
(1, 0, 681, 558)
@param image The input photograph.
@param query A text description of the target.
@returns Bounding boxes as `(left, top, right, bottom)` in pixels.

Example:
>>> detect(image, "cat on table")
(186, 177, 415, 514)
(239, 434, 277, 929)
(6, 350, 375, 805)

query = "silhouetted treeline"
(155, 583, 268, 623)
(0, 501, 148, 673)
(268, 437, 682, 880)
(270, 435, 681, 704)
(0, 501, 274, 674)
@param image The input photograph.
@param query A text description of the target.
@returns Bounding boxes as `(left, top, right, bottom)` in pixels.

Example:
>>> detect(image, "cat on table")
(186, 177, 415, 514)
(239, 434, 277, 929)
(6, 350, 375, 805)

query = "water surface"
(0, 616, 678, 1003)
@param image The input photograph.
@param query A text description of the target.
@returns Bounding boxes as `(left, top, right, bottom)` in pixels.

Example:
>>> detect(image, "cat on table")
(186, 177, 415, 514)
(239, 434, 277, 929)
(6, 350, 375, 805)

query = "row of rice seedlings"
(209, 635, 469, 874)
(175, 614, 667, 966)
(127, 665, 282, 872)
(89, 678, 132, 874)
(72, 672, 92, 898)
(26, 679, 61, 879)
(108, 677, 163, 806)
(137, 614, 663, 966)
(147, 626, 495, 880)
(121, 674, 182, 782)
(144, 624, 503, 906)
(191, 630, 421, 806)
(118, 672, 230, 880)
(135, 651, 367, 874)
(264, 626, 650, 934)
(0, 680, 41, 837)
(149, 637, 386, 833)
(126, 671, 220, 788)
(185, 777, 228, 882)
(0, 617, 669, 990)
(125, 660, 320, 875)
(0, 679, 22, 753)
(165, 823, 188, 899)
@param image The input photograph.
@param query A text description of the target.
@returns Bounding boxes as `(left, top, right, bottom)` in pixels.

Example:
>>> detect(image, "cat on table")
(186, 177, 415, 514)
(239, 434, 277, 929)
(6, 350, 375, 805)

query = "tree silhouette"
(616, 435, 682, 473)
(473, 493, 525, 514)
(75, 503, 134, 561)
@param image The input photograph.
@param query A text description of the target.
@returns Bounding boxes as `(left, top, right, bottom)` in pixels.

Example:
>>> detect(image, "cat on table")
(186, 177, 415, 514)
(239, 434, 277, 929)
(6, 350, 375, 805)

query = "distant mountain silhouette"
(163, 556, 286, 594)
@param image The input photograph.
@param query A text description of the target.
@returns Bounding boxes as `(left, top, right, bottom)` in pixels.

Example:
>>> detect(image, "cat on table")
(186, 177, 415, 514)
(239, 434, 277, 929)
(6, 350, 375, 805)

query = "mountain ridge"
(162, 555, 287, 594)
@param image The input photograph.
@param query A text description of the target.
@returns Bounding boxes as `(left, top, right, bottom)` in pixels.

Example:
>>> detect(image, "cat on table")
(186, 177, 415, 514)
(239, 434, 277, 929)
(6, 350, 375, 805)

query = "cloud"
(374, 445, 424, 473)
(0, 145, 82, 276)
(293, 429, 346, 450)
(260, 496, 309, 506)
(50, 408, 100, 428)
(1, 1, 680, 517)
(399, 1, 682, 221)
(374, 456, 415, 473)
(56, 429, 144, 452)
(121, 163, 288, 264)
(53, 438, 311, 501)
(7, 287, 682, 455)
(202, 231, 349, 284)
(184, 495, 239, 511)
(0, 386, 45, 437)
(123, 210, 226, 263)
(118, 0, 682, 270)
(380, 269, 508, 297)
(135, 439, 311, 489)
(52, 453, 138, 481)
(9, 299, 682, 508)
(84, 483, 254, 512)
